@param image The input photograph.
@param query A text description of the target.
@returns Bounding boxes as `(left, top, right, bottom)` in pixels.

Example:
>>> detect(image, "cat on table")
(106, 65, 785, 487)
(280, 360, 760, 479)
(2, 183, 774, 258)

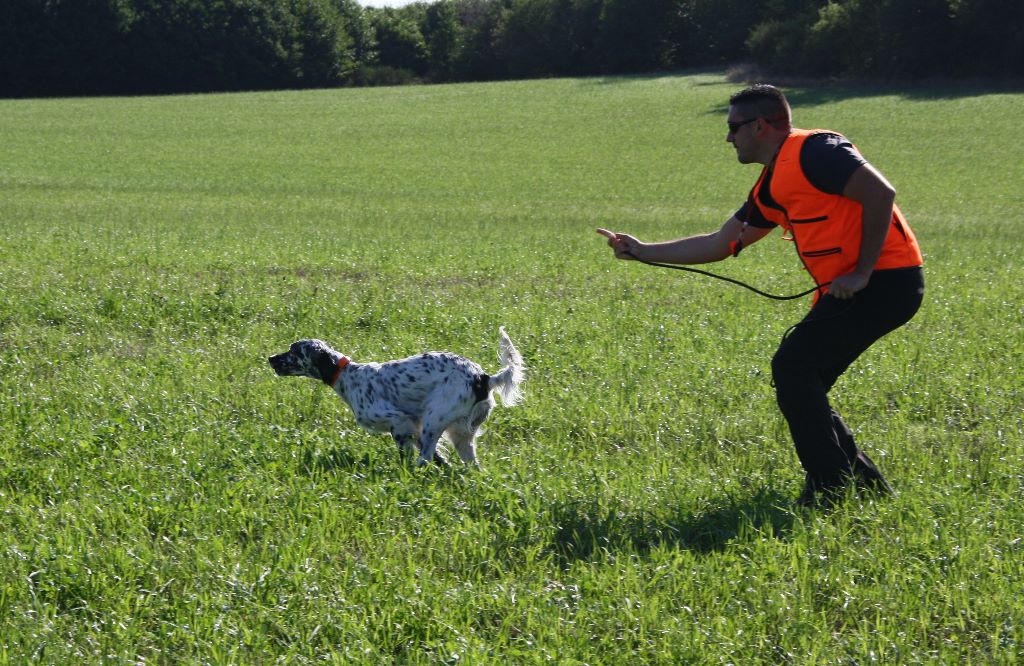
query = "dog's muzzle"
(268, 353, 294, 375)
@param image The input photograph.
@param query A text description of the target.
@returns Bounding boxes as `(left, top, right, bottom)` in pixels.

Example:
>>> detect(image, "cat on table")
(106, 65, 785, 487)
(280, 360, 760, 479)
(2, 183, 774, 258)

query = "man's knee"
(771, 341, 823, 415)
(771, 344, 803, 388)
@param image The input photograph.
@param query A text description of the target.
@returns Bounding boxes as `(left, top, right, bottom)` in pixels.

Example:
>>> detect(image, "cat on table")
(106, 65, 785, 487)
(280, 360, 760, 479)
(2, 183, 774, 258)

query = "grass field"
(1, 73, 1022, 663)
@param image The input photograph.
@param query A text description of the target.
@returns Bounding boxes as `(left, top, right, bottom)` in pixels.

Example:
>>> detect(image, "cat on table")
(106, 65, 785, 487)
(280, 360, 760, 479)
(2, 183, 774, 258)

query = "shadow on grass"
(547, 488, 796, 563)
(779, 80, 1024, 104)
(699, 78, 1024, 119)
(582, 66, 727, 86)
(583, 67, 1024, 104)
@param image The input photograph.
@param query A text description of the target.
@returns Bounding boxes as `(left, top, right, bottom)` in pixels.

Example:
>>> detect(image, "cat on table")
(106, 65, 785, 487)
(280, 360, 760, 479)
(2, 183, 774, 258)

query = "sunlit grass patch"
(0, 74, 1021, 663)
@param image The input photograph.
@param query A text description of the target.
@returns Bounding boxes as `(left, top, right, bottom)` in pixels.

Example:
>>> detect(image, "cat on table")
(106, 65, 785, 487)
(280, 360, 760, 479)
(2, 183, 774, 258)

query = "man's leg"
(772, 316, 857, 495)
(831, 408, 895, 496)
(772, 268, 924, 504)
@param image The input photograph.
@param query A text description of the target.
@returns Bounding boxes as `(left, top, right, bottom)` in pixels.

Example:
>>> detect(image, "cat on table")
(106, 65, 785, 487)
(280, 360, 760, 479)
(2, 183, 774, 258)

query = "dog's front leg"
(391, 431, 417, 461)
(385, 413, 421, 464)
(416, 425, 450, 468)
(385, 419, 448, 466)
(357, 405, 419, 465)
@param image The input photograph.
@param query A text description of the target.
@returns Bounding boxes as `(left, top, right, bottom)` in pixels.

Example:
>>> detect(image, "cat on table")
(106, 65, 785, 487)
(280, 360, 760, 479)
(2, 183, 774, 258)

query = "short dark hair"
(729, 84, 791, 129)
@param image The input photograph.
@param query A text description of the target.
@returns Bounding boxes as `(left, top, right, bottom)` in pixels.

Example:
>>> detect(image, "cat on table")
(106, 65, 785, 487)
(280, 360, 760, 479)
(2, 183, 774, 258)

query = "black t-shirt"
(736, 132, 867, 229)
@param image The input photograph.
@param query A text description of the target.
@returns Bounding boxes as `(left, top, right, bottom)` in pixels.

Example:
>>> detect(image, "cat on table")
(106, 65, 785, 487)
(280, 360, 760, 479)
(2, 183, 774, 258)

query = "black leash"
(618, 249, 854, 373)
(623, 251, 829, 301)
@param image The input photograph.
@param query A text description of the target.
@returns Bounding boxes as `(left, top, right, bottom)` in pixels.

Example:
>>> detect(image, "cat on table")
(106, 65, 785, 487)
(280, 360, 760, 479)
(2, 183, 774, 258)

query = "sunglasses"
(727, 117, 759, 134)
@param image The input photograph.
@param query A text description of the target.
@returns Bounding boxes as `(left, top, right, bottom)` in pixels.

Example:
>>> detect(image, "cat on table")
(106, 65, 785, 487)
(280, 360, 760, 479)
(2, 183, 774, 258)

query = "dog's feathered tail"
(490, 326, 525, 406)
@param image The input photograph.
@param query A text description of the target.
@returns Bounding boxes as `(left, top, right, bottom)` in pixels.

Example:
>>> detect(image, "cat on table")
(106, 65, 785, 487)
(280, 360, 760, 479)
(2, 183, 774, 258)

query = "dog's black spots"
(472, 374, 490, 403)
(270, 330, 524, 468)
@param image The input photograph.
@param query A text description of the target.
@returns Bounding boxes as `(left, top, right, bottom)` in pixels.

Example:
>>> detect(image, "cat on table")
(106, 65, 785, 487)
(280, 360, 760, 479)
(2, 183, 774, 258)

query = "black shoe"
(795, 479, 817, 508)
(795, 476, 844, 509)
(853, 452, 896, 498)
(855, 472, 896, 498)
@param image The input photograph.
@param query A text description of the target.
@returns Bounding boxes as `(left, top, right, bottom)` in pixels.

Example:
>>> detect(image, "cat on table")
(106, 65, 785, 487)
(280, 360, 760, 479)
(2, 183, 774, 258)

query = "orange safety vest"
(748, 129, 923, 300)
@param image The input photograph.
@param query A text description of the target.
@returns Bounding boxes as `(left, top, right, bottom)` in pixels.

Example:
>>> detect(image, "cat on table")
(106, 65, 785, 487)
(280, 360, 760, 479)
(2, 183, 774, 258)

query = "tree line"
(2, 0, 1020, 97)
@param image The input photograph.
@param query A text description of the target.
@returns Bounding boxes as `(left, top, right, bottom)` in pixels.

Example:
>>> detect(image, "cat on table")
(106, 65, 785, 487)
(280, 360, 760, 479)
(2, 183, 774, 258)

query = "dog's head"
(268, 339, 341, 384)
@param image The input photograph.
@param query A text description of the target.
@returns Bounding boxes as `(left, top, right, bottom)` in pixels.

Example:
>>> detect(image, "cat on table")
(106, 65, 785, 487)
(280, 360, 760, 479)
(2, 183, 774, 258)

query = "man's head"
(727, 84, 792, 165)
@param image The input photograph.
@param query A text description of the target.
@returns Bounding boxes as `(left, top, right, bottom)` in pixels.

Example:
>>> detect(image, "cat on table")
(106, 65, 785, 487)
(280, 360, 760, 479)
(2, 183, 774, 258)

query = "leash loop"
(623, 252, 829, 301)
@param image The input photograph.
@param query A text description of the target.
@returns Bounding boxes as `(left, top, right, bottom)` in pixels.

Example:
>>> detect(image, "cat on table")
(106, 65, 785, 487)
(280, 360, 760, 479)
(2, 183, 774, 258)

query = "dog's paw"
(416, 455, 451, 469)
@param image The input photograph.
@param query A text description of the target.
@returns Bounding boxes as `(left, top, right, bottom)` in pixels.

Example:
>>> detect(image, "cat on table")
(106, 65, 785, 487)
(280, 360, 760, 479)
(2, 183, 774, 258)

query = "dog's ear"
(312, 349, 337, 383)
(307, 340, 339, 381)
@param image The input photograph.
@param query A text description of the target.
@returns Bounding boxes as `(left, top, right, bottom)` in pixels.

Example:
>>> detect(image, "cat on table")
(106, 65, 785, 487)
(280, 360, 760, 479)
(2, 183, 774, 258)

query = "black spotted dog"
(269, 328, 524, 467)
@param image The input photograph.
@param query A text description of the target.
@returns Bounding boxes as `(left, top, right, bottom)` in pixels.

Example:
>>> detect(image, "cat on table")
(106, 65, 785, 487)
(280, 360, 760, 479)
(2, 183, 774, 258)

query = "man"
(598, 84, 924, 507)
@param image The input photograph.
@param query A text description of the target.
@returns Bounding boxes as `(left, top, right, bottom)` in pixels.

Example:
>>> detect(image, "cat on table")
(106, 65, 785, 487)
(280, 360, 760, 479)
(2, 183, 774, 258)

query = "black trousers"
(771, 267, 924, 490)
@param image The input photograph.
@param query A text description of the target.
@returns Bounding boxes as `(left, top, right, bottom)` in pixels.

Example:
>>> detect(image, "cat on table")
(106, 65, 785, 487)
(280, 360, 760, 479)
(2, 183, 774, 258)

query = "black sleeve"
(735, 200, 775, 229)
(800, 132, 867, 195)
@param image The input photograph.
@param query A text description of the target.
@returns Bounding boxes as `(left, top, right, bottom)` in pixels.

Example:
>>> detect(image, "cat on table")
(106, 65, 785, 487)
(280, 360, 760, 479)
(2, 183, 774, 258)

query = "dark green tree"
(423, 1, 461, 80)
(597, 0, 674, 73)
(0, 0, 136, 96)
(371, 8, 429, 76)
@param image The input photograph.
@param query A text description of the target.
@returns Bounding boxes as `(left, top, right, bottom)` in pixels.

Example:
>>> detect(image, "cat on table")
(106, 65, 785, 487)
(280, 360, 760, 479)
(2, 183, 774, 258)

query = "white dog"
(269, 328, 524, 467)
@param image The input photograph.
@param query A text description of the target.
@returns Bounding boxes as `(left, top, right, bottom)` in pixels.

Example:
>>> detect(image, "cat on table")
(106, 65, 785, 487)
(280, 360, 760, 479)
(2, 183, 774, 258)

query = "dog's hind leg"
(445, 426, 480, 467)
(445, 399, 492, 467)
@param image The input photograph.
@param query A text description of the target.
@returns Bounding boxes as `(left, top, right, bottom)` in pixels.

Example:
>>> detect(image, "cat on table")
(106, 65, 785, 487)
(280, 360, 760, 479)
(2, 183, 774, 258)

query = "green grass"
(1, 74, 1022, 663)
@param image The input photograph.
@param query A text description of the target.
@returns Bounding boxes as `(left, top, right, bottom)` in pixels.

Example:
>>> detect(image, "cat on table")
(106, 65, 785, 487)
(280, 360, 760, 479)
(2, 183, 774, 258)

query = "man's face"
(726, 105, 759, 164)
